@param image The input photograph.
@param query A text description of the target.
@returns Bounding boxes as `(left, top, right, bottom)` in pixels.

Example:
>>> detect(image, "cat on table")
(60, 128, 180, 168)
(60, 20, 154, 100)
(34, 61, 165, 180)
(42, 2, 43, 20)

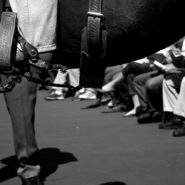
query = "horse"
(57, 0, 185, 68)
(0, 2, 185, 184)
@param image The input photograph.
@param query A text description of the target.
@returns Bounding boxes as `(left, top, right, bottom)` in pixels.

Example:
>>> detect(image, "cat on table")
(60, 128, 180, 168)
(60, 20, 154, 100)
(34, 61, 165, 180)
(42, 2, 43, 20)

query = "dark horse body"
(58, 0, 185, 68)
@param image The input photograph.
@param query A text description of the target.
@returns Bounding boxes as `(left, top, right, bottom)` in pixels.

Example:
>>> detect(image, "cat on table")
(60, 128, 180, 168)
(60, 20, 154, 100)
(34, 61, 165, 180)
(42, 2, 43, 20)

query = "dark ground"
(0, 91, 185, 185)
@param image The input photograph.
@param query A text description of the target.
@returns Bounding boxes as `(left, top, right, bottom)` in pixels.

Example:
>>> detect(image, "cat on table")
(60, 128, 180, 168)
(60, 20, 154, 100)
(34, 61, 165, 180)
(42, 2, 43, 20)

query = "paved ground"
(0, 90, 185, 185)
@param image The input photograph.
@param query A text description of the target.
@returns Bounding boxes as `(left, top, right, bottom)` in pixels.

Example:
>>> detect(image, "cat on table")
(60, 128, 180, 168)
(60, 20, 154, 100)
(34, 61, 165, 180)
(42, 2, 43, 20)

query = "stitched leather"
(0, 11, 17, 71)
(80, 0, 106, 88)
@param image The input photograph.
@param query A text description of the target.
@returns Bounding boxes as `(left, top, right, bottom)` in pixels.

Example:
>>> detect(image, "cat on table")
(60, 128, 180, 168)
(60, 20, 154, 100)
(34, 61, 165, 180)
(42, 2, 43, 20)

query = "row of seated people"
(96, 36, 185, 137)
(44, 36, 185, 137)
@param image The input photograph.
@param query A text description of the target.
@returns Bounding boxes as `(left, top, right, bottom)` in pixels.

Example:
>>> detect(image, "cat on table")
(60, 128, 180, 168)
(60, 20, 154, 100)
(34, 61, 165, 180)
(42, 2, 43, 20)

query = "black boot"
(137, 111, 163, 124)
(159, 114, 184, 129)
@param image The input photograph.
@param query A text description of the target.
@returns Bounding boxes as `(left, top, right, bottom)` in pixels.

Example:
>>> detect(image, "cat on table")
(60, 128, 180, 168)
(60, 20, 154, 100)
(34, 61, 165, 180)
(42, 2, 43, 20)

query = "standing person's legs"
(2, 52, 53, 185)
(67, 68, 80, 87)
(45, 69, 68, 100)
(3, 1, 58, 184)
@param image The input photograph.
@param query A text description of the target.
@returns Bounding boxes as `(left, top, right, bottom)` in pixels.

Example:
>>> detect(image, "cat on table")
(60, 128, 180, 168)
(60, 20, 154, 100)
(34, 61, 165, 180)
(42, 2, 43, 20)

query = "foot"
(137, 111, 163, 124)
(135, 106, 147, 117)
(22, 176, 44, 185)
(110, 104, 127, 112)
(122, 108, 136, 117)
(158, 115, 184, 129)
(45, 91, 65, 100)
(173, 125, 185, 137)
(104, 103, 128, 113)
(78, 89, 96, 100)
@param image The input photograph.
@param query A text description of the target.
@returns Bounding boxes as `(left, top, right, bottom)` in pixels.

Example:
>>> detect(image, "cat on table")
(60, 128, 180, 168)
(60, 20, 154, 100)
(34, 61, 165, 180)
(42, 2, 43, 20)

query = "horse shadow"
(0, 147, 78, 183)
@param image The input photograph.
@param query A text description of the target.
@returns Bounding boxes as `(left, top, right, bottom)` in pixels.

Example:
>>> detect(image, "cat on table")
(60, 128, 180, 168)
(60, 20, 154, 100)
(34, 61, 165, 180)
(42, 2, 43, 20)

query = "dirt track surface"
(0, 91, 185, 185)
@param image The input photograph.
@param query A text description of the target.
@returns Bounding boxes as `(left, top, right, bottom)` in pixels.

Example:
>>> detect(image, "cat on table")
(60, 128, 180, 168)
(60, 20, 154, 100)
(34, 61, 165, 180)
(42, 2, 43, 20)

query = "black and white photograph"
(0, 0, 185, 185)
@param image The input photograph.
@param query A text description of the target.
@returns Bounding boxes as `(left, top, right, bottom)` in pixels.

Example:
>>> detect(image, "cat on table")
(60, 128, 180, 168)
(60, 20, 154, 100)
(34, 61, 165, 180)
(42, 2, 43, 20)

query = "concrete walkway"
(0, 91, 185, 185)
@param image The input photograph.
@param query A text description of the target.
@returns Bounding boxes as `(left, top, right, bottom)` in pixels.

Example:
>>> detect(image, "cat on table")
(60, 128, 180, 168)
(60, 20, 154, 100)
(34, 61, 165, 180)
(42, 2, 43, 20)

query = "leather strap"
(0, 0, 5, 20)
(80, 0, 106, 88)
(0, 11, 17, 71)
(87, 0, 103, 59)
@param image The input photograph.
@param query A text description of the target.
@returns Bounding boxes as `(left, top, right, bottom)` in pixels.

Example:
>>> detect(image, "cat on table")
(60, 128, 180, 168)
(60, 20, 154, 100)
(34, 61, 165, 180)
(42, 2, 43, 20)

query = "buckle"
(87, 11, 104, 18)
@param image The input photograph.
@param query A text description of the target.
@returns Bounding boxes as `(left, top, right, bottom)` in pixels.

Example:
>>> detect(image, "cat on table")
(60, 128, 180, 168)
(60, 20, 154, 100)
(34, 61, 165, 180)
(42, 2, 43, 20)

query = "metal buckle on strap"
(87, 11, 104, 18)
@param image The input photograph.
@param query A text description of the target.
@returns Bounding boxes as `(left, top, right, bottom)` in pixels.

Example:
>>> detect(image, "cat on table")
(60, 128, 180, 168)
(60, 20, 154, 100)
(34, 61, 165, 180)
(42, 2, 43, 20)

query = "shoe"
(73, 88, 86, 99)
(137, 111, 163, 124)
(100, 94, 111, 104)
(135, 106, 147, 117)
(173, 125, 185, 137)
(103, 103, 128, 113)
(106, 97, 120, 109)
(122, 108, 136, 117)
(78, 89, 96, 100)
(45, 92, 65, 100)
(162, 111, 174, 123)
(111, 104, 127, 112)
(107, 100, 114, 108)
(22, 176, 44, 185)
(158, 115, 183, 129)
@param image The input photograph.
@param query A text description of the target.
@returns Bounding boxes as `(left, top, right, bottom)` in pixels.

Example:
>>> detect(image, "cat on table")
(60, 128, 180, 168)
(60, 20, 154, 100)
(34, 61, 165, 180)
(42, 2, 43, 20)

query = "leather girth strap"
(0, 11, 17, 71)
(80, 0, 107, 88)
(0, 0, 5, 20)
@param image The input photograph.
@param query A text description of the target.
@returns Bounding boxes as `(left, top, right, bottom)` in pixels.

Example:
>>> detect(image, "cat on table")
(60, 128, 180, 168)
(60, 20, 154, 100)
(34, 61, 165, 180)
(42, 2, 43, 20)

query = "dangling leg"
(3, 71, 41, 181)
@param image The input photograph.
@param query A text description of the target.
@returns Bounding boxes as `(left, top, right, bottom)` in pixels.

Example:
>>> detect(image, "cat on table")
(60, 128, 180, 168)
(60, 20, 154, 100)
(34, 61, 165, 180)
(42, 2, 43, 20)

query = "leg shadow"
(38, 147, 78, 181)
(0, 147, 78, 183)
(0, 155, 18, 182)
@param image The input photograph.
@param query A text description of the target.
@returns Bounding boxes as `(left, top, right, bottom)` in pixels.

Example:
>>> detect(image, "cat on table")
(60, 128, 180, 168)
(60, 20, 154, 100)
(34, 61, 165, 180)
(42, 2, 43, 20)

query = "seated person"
(133, 70, 164, 123)
(133, 39, 184, 124)
(101, 58, 153, 112)
(172, 76, 185, 137)
(159, 69, 185, 130)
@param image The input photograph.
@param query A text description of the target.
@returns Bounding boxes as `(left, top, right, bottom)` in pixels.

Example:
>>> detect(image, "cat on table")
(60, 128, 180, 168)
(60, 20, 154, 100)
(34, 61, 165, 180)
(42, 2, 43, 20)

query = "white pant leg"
(52, 70, 68, 91)
(67, 69, 80, 87)
(163, 78, 179, 112)
(174, 77, 185, 118)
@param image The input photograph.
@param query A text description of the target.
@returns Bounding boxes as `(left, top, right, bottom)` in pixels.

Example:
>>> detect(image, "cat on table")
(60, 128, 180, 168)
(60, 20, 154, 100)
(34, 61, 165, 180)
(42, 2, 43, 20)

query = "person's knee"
(146, 80, 154, 91)
(133, 76, 142, 87)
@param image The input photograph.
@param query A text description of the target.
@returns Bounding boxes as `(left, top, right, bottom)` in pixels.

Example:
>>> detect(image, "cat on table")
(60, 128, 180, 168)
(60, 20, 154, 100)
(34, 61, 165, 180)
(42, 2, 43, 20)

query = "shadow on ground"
(99, 182, 126, 185)
(0, 147, 77, 183)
